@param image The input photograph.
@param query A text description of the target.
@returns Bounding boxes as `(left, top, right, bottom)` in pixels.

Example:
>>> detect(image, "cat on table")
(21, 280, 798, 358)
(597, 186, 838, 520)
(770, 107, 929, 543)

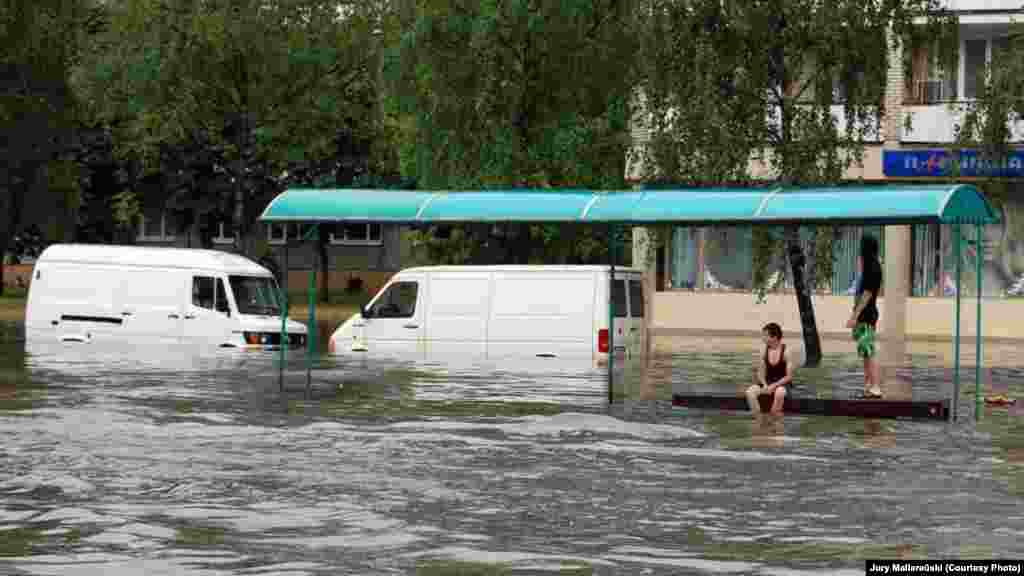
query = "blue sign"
(882, 149, 1024, 178)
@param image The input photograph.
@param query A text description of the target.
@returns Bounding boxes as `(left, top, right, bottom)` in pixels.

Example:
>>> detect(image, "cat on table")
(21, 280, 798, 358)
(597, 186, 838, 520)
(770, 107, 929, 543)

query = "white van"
(25, 244, 308, 348)
(327, 265, 645, 363)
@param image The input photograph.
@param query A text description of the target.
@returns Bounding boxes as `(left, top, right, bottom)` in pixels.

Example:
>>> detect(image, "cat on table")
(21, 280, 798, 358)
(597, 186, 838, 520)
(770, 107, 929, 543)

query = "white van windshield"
(229, 275, 281, 316)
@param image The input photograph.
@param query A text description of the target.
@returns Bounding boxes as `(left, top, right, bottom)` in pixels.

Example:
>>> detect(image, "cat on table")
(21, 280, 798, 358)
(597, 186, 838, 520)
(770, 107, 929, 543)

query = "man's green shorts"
(852, 323, 877, 359)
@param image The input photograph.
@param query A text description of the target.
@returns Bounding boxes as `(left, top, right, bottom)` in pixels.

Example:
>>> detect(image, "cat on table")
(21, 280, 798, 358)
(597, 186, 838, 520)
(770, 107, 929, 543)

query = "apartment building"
(629, 0, 1024, 340)
(633, 0, 1024, 301)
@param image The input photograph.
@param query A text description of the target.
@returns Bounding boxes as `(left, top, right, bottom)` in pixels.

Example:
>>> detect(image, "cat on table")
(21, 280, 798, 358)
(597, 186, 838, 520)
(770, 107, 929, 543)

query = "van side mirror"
(361, 305, 372, 318)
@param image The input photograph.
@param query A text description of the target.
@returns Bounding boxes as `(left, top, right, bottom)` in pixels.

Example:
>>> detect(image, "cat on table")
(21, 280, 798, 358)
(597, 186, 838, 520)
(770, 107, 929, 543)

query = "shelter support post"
(975, 223, 984, 421)
(608, 223, 615, 405)
(283, 242, 289, 391)
(882, 226, 910, 398)
(279, 283, 287, 389)
(305, 225, 320, 394)
(278, 241, 290, 393)
(953, 224, 962, 422)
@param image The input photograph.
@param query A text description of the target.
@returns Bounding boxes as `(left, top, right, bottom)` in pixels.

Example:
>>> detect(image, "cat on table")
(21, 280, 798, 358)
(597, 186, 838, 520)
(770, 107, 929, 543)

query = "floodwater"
(1, 320, 1023, 576)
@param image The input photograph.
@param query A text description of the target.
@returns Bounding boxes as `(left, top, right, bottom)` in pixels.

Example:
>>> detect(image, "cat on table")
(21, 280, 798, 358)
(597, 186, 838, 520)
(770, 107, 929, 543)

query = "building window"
(703, 227, 753, 290)
(831, 67, 866, 104)
(909, 44, 957, 104)
(667, 226, 753, 291)
(911, 223, 943, 297)
(137, 212, 177, 241)
(963, 36, 1012, 100)
(670, 227, 699, 289)
(212, 221, 235, 245)
(329, 223, 382, 246)
(267, 222, 309, 245)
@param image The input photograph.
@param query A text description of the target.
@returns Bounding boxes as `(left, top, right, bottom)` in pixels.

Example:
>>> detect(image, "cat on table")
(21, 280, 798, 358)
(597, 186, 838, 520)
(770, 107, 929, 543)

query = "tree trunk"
(785, 226, 822, 366)
(804, 227, 817, 292)
(772, 5, 822, 368)
(233, 172, 245, 255)
(511, 223, 532, 264)
(560, 224, 578, 264)
(0, 236, 7, 297)
(0, 170, 30, 297)
(232, 112, 249, 257)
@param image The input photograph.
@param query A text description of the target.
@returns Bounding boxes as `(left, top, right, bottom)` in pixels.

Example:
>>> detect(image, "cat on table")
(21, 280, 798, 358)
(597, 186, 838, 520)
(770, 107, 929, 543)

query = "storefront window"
(670, 227, 698, 289)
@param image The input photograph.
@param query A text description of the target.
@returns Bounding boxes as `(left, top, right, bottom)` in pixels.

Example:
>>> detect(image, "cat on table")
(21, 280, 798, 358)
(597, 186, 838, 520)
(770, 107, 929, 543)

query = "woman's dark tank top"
(764, 343, 787, 385)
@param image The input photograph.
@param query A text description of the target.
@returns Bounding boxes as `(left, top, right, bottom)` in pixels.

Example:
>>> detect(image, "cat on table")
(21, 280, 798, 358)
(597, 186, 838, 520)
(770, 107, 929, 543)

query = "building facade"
(631, 0, 1024, 341)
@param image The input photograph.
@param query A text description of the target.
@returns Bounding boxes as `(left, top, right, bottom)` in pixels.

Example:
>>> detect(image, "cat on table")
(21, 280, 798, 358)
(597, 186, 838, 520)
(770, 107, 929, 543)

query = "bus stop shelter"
(259, 184, 999, 422)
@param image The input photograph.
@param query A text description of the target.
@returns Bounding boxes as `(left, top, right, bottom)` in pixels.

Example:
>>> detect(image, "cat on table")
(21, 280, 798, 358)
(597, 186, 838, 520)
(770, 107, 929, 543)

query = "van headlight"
(243, 331, 275, 346)
(241, 332, 306, 347)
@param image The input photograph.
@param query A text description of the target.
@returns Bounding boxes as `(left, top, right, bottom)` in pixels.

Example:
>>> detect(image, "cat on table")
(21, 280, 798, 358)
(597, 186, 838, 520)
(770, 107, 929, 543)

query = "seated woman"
(745, 322, 794, 415)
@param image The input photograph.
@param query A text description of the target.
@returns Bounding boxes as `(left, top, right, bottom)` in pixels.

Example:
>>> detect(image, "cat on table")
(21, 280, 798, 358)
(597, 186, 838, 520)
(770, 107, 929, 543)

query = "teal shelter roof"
(259, 184, 998, 226)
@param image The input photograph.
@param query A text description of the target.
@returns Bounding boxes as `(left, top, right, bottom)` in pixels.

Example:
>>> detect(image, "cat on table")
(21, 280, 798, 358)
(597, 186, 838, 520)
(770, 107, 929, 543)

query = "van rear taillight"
(598, 328, 609, 353)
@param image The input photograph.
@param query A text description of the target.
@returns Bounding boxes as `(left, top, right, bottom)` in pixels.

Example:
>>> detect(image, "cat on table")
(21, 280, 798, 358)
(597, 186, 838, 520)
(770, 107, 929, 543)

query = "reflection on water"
(1, 320, 1023, 575)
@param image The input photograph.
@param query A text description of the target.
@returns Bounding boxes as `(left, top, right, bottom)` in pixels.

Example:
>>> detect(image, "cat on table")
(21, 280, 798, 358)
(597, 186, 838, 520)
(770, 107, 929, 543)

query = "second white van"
(328, 265, 645, 363)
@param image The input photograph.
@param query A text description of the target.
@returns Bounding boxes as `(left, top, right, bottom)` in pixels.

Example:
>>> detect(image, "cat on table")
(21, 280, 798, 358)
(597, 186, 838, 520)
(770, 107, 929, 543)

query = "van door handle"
(122, 311, 133, 317)
(184, 315, 196, 320)
(168, 314, 180, 319)
(402, 324, 419, 329)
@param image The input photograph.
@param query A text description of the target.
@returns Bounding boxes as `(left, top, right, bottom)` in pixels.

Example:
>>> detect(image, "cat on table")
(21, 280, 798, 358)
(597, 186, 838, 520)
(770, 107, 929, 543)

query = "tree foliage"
(75, 0, 389, 253)
(385, 0, 642, 264)
(0, 0, 95, 292)
(637, 0, 955, 365)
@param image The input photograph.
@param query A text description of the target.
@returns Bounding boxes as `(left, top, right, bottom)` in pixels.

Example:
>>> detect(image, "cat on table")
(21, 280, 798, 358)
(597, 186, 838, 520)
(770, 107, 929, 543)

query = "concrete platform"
(672, 393, 951, 421)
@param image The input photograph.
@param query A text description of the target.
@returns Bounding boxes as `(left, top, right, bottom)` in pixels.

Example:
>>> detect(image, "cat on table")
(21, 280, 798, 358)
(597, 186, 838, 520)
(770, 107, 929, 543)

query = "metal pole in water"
(975, 223, 984, 422)
(953, 223, 962, 422)
(307, 225, 319, 396)
(281, 239, 290, 393)
(279, 283, 287, 392)
(608, 223, 615, 405)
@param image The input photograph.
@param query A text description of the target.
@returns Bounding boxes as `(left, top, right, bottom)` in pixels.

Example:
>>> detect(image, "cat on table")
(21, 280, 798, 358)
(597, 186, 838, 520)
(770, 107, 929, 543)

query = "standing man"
(846, 234, 883, 398)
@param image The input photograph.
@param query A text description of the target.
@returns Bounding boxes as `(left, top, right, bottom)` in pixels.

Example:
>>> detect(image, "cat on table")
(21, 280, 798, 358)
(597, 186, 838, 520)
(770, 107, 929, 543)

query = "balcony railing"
(908, 80, 956, 105)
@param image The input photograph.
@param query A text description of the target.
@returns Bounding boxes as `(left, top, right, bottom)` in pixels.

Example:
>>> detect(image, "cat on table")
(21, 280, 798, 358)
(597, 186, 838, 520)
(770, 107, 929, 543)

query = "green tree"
(0, 0, 93, 293)
(638, 0, 955, 366)
(76, 0, 388, 255)
(385, 0, 641, 264)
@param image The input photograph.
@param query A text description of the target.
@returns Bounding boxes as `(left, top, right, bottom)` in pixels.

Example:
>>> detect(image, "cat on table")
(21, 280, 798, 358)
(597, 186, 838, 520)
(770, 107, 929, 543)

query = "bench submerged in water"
(672, 394, 951, 421)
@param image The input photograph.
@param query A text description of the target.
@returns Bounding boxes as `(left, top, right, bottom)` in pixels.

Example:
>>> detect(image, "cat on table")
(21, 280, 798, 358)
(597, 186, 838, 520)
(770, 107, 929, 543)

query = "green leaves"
(389, 0, 640, 191)
(640, 0, 948, 186)
(68, 0, 391, 253)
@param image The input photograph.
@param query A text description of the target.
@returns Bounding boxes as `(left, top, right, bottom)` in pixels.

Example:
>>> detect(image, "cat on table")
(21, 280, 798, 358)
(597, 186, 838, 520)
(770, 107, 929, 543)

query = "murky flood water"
(1, 320, 1023, 575)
